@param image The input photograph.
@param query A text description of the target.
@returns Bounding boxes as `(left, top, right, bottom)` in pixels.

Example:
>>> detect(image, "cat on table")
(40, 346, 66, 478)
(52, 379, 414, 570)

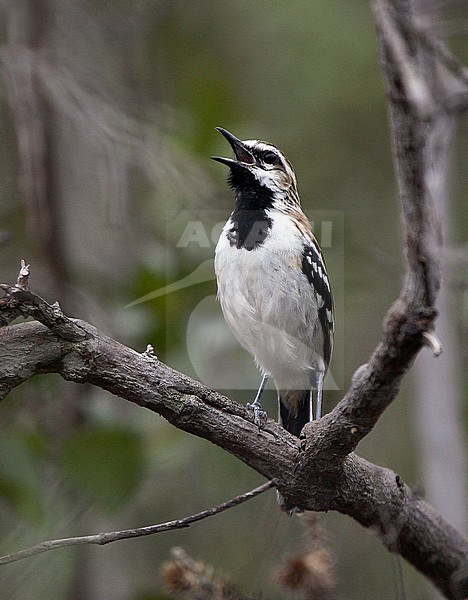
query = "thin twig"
(422, 331, 443, 357)
(0, 480, 275, 566)
(17, 258, 30, 289)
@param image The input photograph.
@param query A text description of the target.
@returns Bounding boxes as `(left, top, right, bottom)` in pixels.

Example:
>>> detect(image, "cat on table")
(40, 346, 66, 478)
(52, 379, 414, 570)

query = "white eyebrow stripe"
(244, 140, 280, 155)
(256, 143, 278, 153)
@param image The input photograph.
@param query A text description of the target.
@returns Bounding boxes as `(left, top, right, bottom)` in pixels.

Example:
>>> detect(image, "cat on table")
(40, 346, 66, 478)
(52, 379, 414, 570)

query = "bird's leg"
(314, 371, 324, 420)
(247, 373, 268, 427)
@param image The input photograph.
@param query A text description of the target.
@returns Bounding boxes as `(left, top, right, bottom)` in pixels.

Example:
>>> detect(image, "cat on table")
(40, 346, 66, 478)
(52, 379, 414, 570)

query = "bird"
(212, 127, 334, 441)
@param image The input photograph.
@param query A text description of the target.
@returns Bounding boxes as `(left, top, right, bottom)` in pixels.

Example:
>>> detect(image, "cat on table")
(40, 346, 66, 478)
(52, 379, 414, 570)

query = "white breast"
(214, 212, 325, 391)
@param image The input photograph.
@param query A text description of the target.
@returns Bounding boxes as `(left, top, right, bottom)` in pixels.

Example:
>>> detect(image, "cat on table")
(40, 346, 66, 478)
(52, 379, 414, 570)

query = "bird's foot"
(246, 401, 268, 429)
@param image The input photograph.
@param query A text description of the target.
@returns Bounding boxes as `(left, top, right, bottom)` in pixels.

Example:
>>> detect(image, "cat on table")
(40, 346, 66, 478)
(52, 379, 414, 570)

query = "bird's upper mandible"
(211, 127, 299, 202)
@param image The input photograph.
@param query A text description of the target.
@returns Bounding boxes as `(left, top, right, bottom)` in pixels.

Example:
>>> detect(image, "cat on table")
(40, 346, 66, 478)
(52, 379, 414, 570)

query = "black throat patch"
(227, 165, 274, 251)
(227, 210, 272, 251)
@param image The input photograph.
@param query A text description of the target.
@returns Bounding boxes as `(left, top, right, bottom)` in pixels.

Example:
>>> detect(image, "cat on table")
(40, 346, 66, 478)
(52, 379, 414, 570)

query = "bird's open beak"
(211, 127, 255, 167)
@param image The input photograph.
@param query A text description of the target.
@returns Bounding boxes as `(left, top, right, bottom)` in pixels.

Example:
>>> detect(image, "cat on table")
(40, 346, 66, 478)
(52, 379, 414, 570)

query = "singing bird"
(212, 127, 333, 440)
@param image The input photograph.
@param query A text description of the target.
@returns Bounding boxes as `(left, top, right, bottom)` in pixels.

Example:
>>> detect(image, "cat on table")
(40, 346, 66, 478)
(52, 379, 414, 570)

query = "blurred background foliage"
(0, 0, 466, 599)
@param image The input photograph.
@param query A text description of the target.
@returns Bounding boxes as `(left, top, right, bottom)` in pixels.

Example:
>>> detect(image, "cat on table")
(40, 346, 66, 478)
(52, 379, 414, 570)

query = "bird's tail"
(278, 389, 311, 514)
(279, 389, 311, 438)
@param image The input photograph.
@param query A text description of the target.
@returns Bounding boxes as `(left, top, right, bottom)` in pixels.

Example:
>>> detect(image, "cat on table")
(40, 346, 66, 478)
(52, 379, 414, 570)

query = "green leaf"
(62, 426, 144, 512)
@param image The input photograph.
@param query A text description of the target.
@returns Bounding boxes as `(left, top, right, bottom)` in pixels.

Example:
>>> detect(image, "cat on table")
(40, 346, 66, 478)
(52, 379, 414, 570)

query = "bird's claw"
(246, 402, 268, 429)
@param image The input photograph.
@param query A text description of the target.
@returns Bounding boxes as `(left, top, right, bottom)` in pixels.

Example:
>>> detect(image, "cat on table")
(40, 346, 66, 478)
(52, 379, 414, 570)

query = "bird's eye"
(263, 151, 279, 165)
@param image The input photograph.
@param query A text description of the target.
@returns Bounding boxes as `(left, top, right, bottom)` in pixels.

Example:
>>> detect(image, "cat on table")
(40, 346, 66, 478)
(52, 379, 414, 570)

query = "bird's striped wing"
(301, 237, 334, 368)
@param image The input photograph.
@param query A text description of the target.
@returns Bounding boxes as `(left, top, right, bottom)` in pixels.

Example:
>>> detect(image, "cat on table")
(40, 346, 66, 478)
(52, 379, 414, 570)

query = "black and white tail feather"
(279, 390, 311, 438)
(212, 128, 334, 514)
